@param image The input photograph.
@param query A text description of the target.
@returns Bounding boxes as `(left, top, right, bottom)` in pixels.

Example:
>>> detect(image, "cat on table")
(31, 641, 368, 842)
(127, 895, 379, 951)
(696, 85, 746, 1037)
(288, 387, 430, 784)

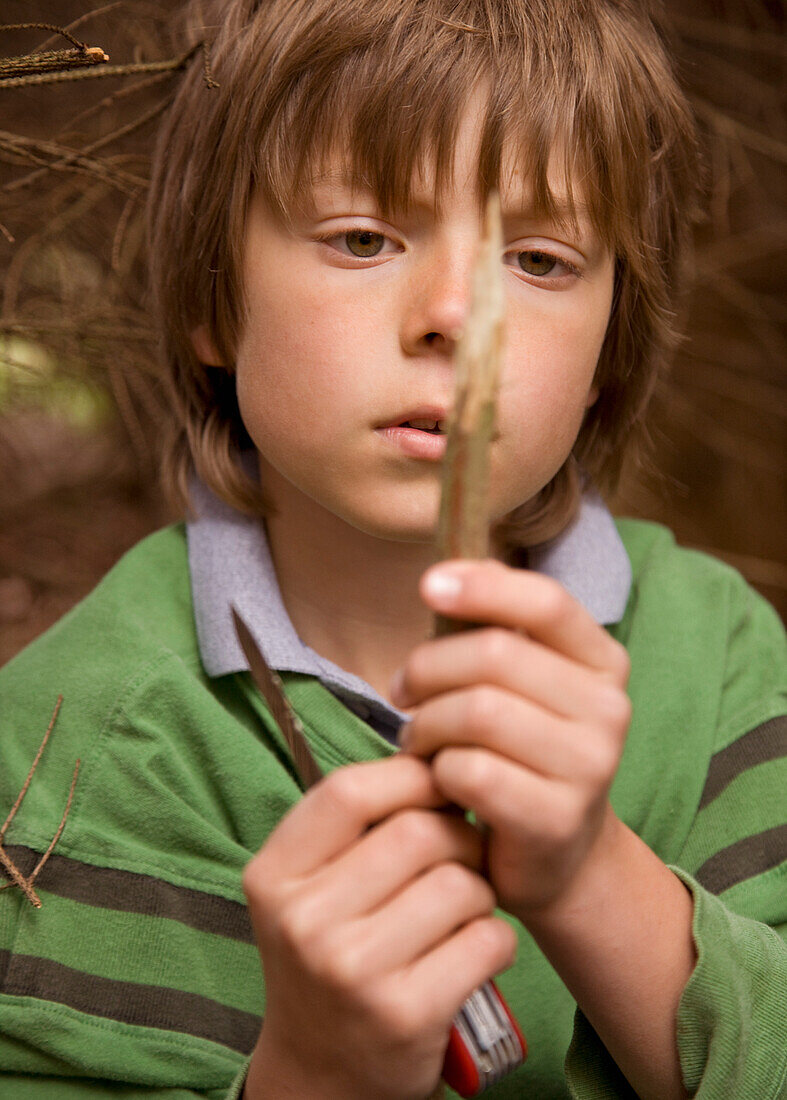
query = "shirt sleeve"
(565, 573, 787, 1099)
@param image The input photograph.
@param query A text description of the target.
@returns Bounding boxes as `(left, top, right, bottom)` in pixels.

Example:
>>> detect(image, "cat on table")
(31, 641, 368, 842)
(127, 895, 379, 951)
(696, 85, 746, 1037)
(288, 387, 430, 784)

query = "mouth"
(375, 407, 450, 462)
(397, 418, 446, 434)
(379, 407, 450, 435)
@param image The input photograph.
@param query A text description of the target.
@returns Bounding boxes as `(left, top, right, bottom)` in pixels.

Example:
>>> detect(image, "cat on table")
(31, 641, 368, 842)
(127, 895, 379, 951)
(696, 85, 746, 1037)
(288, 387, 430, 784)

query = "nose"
(399, 241, 476, 358)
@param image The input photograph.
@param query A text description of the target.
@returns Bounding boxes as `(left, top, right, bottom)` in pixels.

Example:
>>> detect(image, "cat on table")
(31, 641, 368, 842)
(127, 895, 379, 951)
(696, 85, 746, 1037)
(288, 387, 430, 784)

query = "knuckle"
(472, 916, 518, 966)
(433, 861, 492, 906)
(535, 578, 572, 626)
(390, 808, 438, 850)
(321, 766, 367, 817)
(476, 628, 511, 669)
(595, 685, 632, 737)
(321, 937, 366, 991)
(463, 749, 498, 797)
(466, 686, 504, 735)
(277, 896, 320, 948)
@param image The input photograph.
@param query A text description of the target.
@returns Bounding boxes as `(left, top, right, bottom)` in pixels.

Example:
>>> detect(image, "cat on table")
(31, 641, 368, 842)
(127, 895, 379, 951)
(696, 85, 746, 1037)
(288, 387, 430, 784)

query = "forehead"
(292, 108, 597, 246)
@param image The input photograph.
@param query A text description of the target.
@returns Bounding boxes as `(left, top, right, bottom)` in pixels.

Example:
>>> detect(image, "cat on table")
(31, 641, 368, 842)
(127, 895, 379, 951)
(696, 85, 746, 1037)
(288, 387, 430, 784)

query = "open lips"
(400, 418, 448, 434)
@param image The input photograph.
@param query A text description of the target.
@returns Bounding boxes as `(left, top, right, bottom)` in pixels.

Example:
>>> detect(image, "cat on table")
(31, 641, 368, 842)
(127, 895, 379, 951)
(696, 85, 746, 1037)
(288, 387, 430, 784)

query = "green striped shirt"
(0, 520, 785, 1098)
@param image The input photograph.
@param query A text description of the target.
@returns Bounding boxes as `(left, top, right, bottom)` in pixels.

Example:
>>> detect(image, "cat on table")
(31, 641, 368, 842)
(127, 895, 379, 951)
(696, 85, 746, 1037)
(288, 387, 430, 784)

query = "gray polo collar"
(186, 475, 631, 729)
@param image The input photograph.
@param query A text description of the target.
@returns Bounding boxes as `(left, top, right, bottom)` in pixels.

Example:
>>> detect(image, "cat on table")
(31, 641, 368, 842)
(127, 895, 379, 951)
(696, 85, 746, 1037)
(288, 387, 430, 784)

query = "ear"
(190, 324, 225, 367)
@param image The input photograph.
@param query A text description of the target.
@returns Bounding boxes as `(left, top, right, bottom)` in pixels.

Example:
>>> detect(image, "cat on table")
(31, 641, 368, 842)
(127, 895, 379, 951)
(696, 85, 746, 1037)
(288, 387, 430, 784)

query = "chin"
(348, 514, 439, 545)
(331, 501, 439, 545)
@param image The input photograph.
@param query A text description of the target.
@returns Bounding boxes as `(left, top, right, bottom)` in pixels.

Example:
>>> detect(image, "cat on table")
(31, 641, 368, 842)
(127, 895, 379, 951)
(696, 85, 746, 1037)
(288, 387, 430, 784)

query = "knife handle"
(442, 979, 526, 1096)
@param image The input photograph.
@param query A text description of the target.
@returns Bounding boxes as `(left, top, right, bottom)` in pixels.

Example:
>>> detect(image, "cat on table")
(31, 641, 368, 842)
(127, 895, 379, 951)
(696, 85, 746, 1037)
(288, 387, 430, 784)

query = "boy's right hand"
(241, 754, 517, 1100)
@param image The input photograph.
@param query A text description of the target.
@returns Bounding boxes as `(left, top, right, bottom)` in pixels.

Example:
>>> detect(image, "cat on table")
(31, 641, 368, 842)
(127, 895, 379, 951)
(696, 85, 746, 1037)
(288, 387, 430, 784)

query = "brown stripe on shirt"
(695, 823, 787, 895)
(699, 716, 787, 811)
(0, 950, 261, 1054)
(3, 845, 254, 943)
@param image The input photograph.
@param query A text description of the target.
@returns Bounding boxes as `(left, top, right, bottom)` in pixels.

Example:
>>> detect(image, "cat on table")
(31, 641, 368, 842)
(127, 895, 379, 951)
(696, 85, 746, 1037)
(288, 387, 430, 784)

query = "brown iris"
(518, 250, 557, 276)
(346, 230, 385, 257)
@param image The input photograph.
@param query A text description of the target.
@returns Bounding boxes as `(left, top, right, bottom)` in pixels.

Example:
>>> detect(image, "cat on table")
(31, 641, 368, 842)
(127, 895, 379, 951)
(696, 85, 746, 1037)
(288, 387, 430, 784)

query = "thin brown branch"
(0, 47, 200, 89)
(0, 695, 63, 843)
(4, 97, 167, 194)
(63, 67, 175, 139)
(0, 845, 41, 907)
(0, 46, 109, 80)
(3, 183, 111, 317)
(0, 131, 146, 192)
(0, 22, 94, 52)
(28, 760, 81, 884)
(36, 3, 125, 54)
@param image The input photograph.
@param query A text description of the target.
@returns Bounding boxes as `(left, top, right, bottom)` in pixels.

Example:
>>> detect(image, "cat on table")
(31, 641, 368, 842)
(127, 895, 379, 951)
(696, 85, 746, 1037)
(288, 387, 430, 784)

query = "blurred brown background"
(1, 1, 785, 667)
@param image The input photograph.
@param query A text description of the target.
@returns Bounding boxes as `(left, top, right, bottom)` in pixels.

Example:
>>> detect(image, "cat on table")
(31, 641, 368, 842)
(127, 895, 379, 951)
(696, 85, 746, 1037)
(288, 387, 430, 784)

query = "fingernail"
(423, 567, 464, 605)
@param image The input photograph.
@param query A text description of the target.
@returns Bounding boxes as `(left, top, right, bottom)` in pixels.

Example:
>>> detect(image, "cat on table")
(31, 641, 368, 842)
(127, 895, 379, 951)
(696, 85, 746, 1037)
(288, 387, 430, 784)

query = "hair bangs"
(249, 1, 639, 258)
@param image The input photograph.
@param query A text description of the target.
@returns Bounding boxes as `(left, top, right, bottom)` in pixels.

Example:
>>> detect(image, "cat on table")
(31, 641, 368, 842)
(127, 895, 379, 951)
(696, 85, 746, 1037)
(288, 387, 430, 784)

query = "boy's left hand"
(391, 559, 632, 924)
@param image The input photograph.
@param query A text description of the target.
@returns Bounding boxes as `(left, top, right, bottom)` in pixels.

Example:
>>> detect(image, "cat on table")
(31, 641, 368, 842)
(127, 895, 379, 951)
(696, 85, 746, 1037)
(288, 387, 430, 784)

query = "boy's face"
(207, 105, 615, 543)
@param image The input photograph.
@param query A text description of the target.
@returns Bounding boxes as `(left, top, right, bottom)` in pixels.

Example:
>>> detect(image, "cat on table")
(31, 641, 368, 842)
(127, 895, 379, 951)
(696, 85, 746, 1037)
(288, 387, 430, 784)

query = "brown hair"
(148, 0, 701, 546)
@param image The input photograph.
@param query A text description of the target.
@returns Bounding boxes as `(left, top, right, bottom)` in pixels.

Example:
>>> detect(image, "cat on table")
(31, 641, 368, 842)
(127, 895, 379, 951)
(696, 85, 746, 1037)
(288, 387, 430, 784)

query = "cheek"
(493, 290, 613, 491)
(503, 331, 600, 426)
(235, 281, 343, 432)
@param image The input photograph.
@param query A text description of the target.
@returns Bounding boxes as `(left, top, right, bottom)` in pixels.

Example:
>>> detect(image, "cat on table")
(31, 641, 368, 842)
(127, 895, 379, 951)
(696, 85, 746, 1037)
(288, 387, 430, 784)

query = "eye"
(503, 246, 582, 284)
(517, 250, 558, 276)
(316, 227, 401, 262)
(345, 230, 385, 257)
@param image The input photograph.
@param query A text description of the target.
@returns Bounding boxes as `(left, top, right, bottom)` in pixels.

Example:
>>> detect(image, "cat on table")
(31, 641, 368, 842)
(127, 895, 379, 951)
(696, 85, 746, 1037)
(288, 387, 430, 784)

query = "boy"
(0, 1, 784, 1098)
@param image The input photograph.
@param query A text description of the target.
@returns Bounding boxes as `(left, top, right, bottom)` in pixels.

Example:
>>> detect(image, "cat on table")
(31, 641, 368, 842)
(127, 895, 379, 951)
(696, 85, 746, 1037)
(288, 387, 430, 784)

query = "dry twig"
(434, 191, 504, 635)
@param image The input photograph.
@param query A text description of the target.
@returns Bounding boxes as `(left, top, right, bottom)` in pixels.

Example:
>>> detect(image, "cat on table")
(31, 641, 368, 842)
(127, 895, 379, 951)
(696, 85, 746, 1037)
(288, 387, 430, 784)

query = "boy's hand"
(391, 560, 632, 923)
(242, 754, 517, 1100)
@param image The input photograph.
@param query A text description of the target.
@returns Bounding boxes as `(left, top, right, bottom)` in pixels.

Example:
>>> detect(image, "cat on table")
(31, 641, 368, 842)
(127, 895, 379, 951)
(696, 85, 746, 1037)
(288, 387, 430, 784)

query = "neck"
(262, 492, 440, 706)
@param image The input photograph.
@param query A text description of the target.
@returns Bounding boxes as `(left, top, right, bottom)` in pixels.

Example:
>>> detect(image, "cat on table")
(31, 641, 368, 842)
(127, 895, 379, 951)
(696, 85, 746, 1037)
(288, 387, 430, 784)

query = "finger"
(402, 686, 619, 783)
(327, 862, 497, 980)
(430, 746, 584, 837)
(393, 626, 625, 722)
(396, 915, 518, 1025)
(301, 809, 484, 923)
(257, 755, 447, 878)
(419, 560, 630, 679)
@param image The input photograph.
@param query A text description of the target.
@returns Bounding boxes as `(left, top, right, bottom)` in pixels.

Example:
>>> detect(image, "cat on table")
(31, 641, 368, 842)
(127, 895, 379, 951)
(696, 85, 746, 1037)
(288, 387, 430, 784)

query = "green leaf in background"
(0, 336, 112, 431)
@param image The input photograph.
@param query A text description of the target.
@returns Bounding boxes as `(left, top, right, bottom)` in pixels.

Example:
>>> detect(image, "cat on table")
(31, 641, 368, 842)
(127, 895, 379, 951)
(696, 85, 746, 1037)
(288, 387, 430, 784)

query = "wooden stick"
(434, 190, 504, 635)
